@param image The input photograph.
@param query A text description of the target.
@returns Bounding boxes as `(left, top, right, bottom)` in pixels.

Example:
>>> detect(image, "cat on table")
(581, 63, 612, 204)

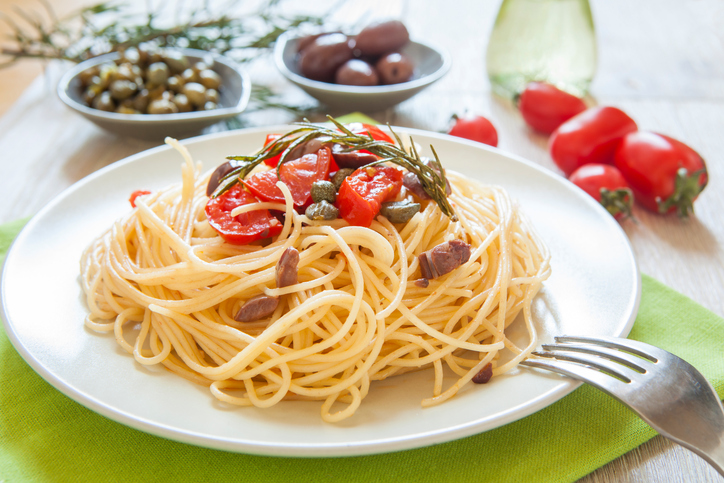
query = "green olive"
(203, 101, 218, 111)
(147, 98, 179, 114)
(120, 47, 140, 65)
(167, 75, 184, 93)
(109, 80, 137, 101)
(192, 61, 209, 74)
(331, 168, 354, 190)
(173, 93, 192, 112)
(305, 201, 339, 221)
(311, 180, 336, 203)
(78, 66, 99, 86)
(116, 105, 140, 114)
(83, 88, 97, 106)
(162, 50, 189, 74)
(198, 69, 221, 90)
(99, 63, 118, 88)
(181, 68, 199, 83)
(147, 62, 170, 87)
(183, 82, 207, 107)
(92, 91, 115, 112)
(116, 63, 135, 81)
(379, 201, 421, 223)
(132, 89, 150, 112)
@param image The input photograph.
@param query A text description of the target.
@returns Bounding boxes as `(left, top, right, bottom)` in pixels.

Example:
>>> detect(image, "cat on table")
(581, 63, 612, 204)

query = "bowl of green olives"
(57, 48, 250, 141)
(274, 22, 451, 112)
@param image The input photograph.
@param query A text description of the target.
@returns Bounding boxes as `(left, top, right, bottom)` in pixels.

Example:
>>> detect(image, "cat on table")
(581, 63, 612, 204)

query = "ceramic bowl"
(57, 48, 251, 141)
(274, 31, 451, 112)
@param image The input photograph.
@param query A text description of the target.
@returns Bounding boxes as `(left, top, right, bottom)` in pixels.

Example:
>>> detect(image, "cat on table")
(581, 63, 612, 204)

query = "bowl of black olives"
(57, 47, 250, 141)
(274, 20, 451, 112)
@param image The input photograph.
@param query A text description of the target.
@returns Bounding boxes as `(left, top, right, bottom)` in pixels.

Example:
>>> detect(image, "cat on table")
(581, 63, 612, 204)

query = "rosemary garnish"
(214, 116, 458, 221)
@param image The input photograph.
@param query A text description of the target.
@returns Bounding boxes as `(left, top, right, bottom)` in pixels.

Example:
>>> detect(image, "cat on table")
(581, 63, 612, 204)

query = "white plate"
(1, 126, 640, 457)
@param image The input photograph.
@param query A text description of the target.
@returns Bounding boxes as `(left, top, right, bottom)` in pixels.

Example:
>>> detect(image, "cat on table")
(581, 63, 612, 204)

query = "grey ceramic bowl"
(274, 31, 451, 112)
(57, 48, 251, 141)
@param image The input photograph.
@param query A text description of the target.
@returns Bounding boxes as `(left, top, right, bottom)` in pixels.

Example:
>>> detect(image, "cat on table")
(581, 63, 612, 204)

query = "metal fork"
(520, 335, 724, 476)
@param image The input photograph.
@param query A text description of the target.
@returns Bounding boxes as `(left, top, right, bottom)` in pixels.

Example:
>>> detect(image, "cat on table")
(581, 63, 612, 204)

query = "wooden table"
(1, 0, 722, 481)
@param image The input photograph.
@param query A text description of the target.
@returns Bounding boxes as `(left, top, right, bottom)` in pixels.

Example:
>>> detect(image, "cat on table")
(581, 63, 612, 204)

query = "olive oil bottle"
(486, 0, 596, 98)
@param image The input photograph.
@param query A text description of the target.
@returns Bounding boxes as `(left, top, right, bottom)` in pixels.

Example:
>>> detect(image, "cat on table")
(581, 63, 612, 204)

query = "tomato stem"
(599, 187, 634, 221)
(656, 168, 707, 218)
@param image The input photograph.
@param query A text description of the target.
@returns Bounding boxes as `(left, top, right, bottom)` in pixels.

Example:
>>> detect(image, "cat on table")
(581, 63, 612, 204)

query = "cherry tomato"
(245, 147, 332, 209)
(549, 106, 637, 176)
(569, 164, 633, 220)
(614, 132, 707, 217)
(518, 82, 587, 134)
(129, 190, 151, 208)
(262, 134, 283, 167)
(447, 114, 498, 147)
(336, 166, 403, 227)
(205, 184, 283, 245)
(345, 123, 395, 144)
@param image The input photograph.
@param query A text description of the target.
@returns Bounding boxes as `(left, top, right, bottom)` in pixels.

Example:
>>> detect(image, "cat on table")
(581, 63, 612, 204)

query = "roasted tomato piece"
(336, 166, 403, 227)
(245, 147, 332, 209)
(205, 184, 283, 245)
(345, 122, 395, 144)
(129, 190, 151, 208)
(262, 134, 283, 167)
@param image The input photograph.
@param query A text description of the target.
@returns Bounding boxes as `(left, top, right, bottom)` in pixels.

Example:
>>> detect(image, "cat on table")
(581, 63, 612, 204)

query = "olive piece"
(305, 200, 339, 221)
(286, 137, 332, 160)
(162, 50, 189, 74)
(173, 93, 192, 112)
(204, 101, 218, 111)
(331, 168, 354, 190)
(206, 160, 243, 196)
(147, 98, 179, 114)
(311, 180, 336, 203)
(298, 33, 353, 82)
(205, 88, 219, 104)
(379, 200, 421, 223)
(335, 59, 379, 86)
(109, 80, 137, 101)
(354, 20, 410, 56)
(331, 144, 378, 169)
(132, 89, 151, 112)
(92, 91, 115, 112)
(199, 69, 221, 90)
(376, 53, 414, 85)
(167, 75, 184, 93)
(182, 82, 207, 107)
(147, 62, 170, 86)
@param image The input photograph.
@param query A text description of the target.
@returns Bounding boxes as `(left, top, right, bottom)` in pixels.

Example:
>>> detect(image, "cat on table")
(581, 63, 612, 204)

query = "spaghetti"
(80, 136, 551, 422)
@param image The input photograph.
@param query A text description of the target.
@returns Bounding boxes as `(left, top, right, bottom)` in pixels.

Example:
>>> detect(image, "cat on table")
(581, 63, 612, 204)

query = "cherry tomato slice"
(613, 131, 707, 217)
(549, 106, 637, 176)
(129, 190, 151, 208)
(262, 134, 283, 167)
(245, 147, 332, 209)
(518, 82, 587, 134)
(336, 166, 403, 227)
(205, 184, 283, 245)
(569, 164, 633, 220)
(345, 123, 395, 144)
(447, 115, 498, 147)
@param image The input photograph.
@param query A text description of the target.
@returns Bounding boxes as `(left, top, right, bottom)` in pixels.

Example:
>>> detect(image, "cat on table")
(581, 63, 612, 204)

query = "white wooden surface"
(0, 0, 723, 481)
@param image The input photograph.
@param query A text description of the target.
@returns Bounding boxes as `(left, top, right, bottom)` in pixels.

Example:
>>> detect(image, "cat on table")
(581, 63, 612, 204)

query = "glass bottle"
(486, 0, 597, 99)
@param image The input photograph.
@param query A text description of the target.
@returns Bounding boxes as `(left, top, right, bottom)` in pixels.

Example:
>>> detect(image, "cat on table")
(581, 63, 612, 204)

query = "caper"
(167, 75, 184, 93)
(305, 201, 339, 221)
(147, 62, 170, 86)
(311, 180, 336, 203)
(199, 69, 221, 90)
(203, 101, 218, 111)
(173, 93, 192, 112)
(162, 50, 189, 74)
(147, 98, 179, 114)
(331, 168, 354, 190)
(109, 80, 137, 101)
(183, 82, 207, 107)
(379, 200, 421, 223)
(205, 88, 219, 104)
(92, 91, 115, 112)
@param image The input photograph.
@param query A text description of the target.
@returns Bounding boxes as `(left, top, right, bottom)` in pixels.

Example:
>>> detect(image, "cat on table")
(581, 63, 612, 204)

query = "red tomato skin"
(245, 147, 332, 209)
(518, 82, 587, 134)
(337, 166, 403, 227)
(447, 115, 498, 147)
(262, 134, 283, 167)
(129, 190, 151, 208)
(205, 185, 283, 245)
(549, 106, 638, 176)
(613, 132, 707, 214)
(346, 123, 395, 144)
(569, 164, 633, 220)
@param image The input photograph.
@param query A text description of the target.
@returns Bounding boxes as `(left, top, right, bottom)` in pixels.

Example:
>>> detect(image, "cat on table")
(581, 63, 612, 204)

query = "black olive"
(335, 59, 379, 86)
(298, 33, 353, 82)
(206, 160, 243, 197)
(354, 20, 409, 57)
(376, 53, 414, 85)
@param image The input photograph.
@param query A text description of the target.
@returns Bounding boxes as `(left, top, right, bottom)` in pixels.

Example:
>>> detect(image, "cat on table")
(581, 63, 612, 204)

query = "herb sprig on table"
(0, 0, 326, 114)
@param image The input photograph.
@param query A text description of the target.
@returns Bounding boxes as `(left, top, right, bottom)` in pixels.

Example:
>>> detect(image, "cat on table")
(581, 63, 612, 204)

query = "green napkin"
(2, 139, 724, 482)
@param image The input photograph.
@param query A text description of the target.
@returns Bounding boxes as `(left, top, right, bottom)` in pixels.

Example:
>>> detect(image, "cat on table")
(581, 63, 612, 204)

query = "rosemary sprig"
(215, 116, 458, 221)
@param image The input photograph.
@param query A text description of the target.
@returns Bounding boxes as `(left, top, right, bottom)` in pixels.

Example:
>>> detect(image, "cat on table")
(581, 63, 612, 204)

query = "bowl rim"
(274, 31, 451, 94)
(57, 47, 251, 123)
